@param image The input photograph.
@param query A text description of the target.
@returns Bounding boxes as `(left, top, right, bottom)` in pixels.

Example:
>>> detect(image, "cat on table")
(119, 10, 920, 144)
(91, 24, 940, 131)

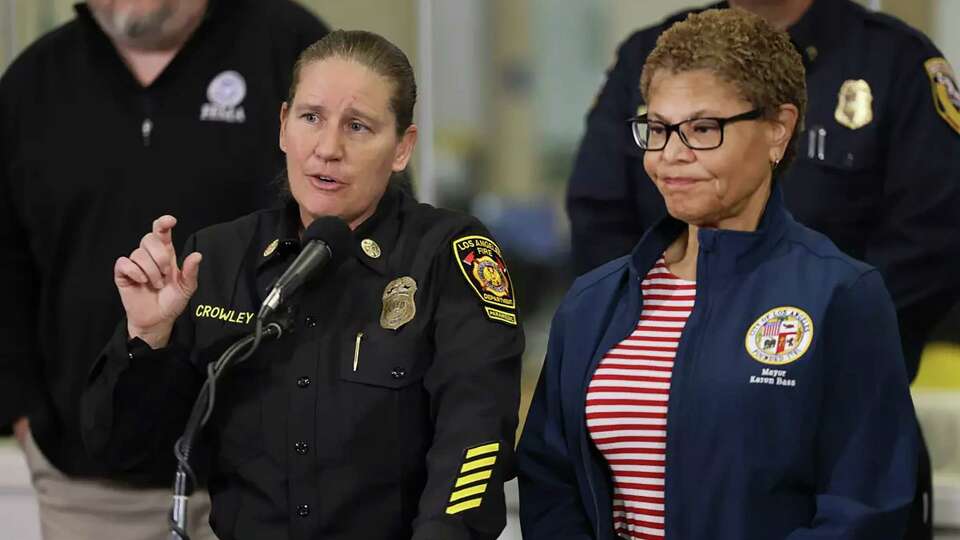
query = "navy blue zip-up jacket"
(518, 186, 918, 539)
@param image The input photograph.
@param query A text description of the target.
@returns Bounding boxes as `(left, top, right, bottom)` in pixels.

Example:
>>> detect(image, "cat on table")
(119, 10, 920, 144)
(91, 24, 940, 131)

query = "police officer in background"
(82, 30, 523, 539)
(0, 0, 327, 537)
(566, 1, 960, 537)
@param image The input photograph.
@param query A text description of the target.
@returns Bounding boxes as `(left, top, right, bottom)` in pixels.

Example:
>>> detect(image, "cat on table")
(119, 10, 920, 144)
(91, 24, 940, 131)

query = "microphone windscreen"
(302, 215, 353, 265)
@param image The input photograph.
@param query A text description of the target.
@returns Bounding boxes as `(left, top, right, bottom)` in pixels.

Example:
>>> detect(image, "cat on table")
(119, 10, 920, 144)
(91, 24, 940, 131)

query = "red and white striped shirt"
(586, 258, 696, 540)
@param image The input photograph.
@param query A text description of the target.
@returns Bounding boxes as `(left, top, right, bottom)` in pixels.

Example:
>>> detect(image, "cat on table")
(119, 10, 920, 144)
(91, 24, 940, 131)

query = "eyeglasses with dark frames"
(628, 108, 763, 151)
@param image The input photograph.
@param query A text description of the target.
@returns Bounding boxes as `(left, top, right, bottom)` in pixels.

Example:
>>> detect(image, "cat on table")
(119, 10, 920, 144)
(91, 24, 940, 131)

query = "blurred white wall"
(300, 0, 417, 69)
(933, 0, 960, 67)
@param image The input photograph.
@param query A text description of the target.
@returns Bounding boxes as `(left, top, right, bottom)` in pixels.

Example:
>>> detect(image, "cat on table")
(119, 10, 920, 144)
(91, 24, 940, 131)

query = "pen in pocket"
(353, 331, 364, 372)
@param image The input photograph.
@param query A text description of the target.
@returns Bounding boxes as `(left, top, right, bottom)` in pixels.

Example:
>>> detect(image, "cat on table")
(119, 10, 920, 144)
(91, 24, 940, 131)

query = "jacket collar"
(786, 0, 849, 68)
(255, 182, 403, 277)
(350, 182, 401, 276)
(629, 183, 790, 280)
(254, 200, 303, 272)
(695, 1, 844, 68)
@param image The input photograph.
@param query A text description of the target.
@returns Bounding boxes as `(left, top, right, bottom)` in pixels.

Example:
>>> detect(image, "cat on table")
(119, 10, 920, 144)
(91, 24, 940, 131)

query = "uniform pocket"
(786, 123, 882, 251)
(799, 123, 879, 173)
(324, 326, 433, 469)
(338, 327, 431, 389)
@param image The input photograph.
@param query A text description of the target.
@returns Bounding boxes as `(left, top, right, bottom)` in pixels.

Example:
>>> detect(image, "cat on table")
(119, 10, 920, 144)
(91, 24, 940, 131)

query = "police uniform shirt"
(0, 0, 327, 479)
(82, 183, 525, 540)
(566, 0, 960, 377)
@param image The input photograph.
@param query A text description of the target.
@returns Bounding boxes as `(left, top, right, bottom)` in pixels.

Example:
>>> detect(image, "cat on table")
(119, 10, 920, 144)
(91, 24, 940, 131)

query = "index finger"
(152, 215, 178, 244)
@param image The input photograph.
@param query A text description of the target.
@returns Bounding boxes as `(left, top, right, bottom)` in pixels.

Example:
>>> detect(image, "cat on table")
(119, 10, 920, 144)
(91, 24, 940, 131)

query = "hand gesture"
(114, 216, 202, 348)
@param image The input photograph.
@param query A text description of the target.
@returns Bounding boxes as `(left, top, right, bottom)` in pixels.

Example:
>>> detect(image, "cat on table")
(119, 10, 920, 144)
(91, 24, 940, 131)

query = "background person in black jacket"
(566, 1, 960, 537)
(0, 0, 327, 537)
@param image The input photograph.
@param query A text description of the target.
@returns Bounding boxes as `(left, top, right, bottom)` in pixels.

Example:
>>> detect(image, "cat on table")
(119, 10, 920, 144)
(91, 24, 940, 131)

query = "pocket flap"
(338, 328, 431, 389)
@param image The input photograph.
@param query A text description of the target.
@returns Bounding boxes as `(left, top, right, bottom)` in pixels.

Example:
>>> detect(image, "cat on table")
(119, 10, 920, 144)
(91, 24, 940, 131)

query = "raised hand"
(113, 215, 202, 349)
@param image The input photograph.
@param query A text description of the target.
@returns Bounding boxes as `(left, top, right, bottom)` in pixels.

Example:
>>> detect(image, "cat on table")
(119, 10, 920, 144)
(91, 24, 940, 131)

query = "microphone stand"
(168, 318, 286, 540)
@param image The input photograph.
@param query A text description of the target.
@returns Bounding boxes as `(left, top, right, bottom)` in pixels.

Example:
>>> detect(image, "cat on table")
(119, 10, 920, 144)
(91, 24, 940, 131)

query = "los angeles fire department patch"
(452, 235, 517, 325)
(744, 306, 814, 366)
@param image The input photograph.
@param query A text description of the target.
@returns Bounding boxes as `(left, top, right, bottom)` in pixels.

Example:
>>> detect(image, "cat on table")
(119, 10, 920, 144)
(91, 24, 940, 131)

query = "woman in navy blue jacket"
(518, 8, 918, 540)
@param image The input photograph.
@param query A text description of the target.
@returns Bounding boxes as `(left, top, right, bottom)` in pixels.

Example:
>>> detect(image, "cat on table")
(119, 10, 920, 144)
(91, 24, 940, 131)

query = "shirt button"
(295, 441, 309, 455)
(296, 504, 310, 517)
(304, 315, 317, 328)
(296, 376, 311, 388)
(391, 367, 406, 379)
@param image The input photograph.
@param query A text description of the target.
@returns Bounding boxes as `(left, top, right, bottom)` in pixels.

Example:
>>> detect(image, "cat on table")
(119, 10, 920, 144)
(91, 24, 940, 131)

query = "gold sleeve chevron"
(445, 441, 500, 515)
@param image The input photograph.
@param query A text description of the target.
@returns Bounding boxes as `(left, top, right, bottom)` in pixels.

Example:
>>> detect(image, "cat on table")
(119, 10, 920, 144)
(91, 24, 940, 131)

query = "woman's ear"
(392, 124, 418, 172)
(279, 102, 290, 153)
(769, 103, 799, 162)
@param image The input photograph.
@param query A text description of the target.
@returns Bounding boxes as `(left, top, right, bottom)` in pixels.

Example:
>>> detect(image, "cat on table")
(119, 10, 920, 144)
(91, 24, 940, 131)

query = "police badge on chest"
(381, 276, 418, 330)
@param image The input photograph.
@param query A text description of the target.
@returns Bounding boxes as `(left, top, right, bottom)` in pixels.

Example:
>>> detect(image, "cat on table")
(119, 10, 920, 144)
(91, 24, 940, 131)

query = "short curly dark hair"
(640, 8, 807, 172)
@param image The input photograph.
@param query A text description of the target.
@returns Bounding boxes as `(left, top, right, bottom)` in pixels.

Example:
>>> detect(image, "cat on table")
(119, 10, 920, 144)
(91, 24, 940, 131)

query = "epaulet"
(663, 2, 726, 28)
(859, 7, 938, 52)
(663, 7, 698, 27)
(197, 207, 289, 259)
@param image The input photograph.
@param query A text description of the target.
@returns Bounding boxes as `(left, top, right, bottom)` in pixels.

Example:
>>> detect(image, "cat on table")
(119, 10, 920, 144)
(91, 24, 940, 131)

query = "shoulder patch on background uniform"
(445, 442, 501, 515)
(744, 306, 814, 366)
(925, 57, 960, 135)
(452, 235, 517, 325)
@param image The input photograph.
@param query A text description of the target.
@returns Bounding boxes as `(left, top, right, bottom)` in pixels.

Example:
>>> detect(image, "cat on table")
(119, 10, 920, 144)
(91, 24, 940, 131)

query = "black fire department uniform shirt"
(0, 0, 327, 480)
(566, 0, 960, 378)
(82, 183, 525, 540)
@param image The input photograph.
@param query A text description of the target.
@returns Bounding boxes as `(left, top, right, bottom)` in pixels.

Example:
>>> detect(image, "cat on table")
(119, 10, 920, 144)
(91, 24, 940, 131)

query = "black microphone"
(257, 216, 352, 321)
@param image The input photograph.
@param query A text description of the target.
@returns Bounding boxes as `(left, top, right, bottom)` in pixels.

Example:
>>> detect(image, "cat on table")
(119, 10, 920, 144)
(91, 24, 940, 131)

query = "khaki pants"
(18, 430, 217, 540)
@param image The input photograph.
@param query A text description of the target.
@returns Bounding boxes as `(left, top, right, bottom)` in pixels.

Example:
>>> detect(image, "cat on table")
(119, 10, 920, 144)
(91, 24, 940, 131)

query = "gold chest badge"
(835, 79, 873, 129)
(380, 276, 417, 330)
